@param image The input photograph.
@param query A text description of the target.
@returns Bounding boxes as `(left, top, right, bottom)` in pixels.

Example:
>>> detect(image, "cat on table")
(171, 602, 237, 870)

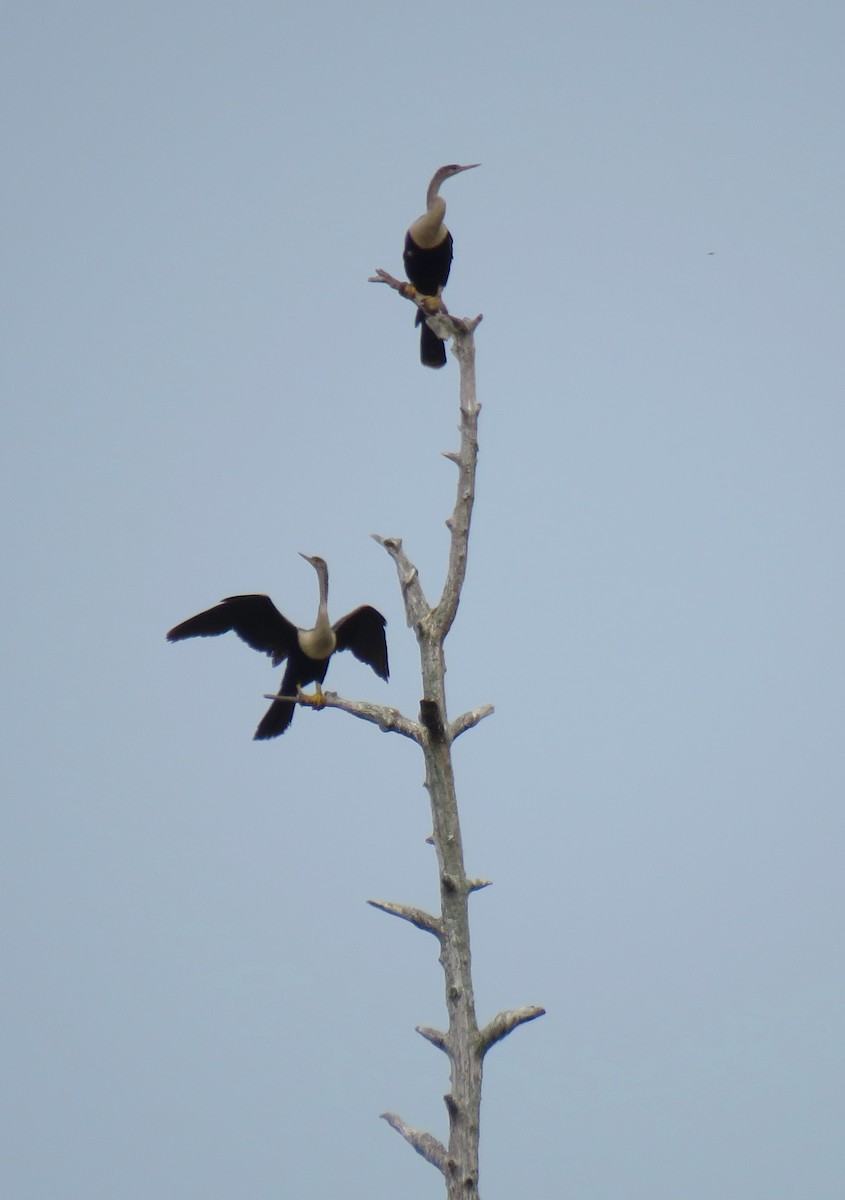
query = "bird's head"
(432, 163, 477, 186)
(300, 553, 330, 602)
(439, 163, 481, 178)
(299, 553, 327, 574)
(427, 163, 480, 204)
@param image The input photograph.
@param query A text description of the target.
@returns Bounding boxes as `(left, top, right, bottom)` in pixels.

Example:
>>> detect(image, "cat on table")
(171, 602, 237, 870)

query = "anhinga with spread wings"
(403, 162, 479, 368)
(167, 554, 389, 740)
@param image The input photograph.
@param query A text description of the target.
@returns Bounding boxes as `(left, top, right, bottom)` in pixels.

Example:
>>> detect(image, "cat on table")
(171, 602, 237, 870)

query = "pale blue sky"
(3, 2, 844, 1197)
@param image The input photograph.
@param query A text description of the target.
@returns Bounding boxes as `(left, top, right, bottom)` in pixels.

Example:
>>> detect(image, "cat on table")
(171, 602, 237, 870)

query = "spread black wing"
(166, 594, 298, 668)
(333, 605, 389, 681)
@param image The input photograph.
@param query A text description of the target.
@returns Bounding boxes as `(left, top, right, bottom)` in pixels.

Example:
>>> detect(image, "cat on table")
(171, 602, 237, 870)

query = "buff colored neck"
(297, 559, 337, 660)
(408, 193, 448, 249)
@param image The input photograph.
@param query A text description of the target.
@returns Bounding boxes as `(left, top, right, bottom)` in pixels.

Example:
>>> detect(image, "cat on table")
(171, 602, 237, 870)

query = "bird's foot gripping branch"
(368, 161, 480, 368)
(167, 553, 388, 741)
(369, 266, 483, 370)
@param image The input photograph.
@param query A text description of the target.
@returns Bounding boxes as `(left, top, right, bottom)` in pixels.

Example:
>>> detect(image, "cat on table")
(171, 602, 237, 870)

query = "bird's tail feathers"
(254, 695, 295, 740)
(417, 313, 447, 368)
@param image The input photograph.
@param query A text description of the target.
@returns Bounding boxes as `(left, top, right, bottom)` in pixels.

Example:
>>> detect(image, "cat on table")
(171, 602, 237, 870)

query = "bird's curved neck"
(298, 563, 336, 659)
(409, 194, 447, 249)
(313, 562, 331, 635)
(426, 174, 446, 210)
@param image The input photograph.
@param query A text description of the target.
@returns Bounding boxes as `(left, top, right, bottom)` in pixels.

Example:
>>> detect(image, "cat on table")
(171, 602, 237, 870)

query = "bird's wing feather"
(333, 606, 389, 681)
(403, 230, 454, 294)
(167, 594, 298, 666)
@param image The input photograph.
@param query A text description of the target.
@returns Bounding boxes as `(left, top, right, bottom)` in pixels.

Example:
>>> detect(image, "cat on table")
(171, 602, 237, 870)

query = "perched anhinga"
(403, 163, 480, 368)
(166, 555, 389, 740)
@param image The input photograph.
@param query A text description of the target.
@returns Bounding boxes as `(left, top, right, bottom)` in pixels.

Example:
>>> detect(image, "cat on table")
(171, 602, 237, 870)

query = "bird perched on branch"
(403, 163, 479, 368)
(167, 554, 389, 740)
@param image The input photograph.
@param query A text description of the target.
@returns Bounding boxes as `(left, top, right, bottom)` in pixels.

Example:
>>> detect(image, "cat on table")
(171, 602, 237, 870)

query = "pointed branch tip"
(416, 1024, 449, 1054)
(467, 878, 493, 893)
(449, 704, 495, 741)
(367, 899, 442, 937)
(380, 1112, 447, 1174)
(479, 1005, 546, 1055)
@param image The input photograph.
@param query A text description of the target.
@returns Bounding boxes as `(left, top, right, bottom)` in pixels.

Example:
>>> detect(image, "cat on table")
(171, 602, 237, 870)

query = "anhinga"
(166, 555, 389, 740)
(403, 163, 479, 368)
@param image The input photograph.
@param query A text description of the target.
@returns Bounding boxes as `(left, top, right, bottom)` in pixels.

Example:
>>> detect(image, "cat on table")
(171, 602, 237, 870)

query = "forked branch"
(371, 534, 430, 630)
(369, 267, 482, 351)
(370, 283, 543, 1200)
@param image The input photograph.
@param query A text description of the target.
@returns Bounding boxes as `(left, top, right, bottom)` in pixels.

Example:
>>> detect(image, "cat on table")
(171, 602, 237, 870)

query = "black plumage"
(403, 162, 479, 368)
(167, 557, 388, 740)
(403, 230, 454, 368)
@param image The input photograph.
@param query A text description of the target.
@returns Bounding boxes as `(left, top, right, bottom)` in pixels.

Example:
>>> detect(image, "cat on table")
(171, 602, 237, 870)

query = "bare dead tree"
(270, 284, 544, 1197)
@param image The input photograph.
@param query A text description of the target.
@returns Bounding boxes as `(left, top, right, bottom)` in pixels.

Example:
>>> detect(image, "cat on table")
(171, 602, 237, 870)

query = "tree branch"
(416, 1024, 450, 1054)
(368, 267, 421, 301)
(448, 705, 495, 742)
(478, 1006, 546, 1057)
(262, 690, 421, 742)
(367, 271, 477, 328)
(380, 1112, 447, 1175)
(371, 534, 430, 630)
(467, 878, 492, 894)
(432, 320, 481, 640)
(370, 268, 483, 369)
(367, 899, 442, 937)
(370, 280, 541, 1199)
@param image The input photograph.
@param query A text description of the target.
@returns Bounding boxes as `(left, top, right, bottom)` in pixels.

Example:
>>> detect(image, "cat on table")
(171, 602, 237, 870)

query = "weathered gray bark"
(289, 293, 544, 1197)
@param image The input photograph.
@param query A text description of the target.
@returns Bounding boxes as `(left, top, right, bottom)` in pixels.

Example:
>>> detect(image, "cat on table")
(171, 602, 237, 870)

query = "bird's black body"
(167, 570, 389, 740)
(403, 162, 478, 369)
(403, 230, 454, 295)
(403, 230, 454, 368)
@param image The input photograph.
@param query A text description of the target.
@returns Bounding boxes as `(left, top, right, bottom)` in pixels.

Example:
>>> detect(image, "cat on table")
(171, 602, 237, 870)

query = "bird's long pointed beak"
(458, 163, 481, 172)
